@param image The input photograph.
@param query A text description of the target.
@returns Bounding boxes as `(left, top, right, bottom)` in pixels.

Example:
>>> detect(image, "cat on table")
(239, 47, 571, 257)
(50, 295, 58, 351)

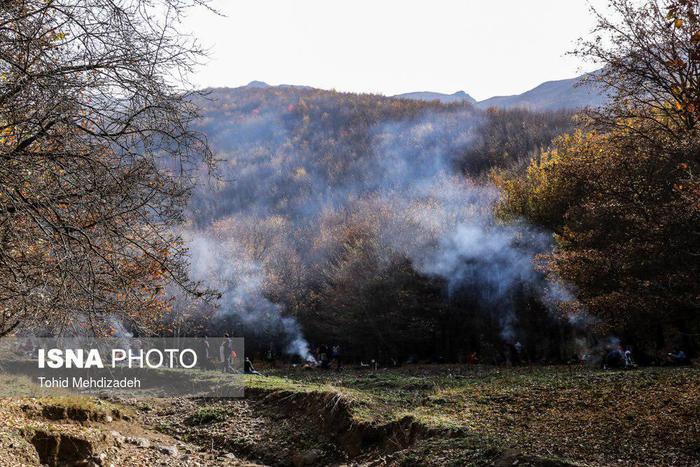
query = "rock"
(109, 431, 124, 445)
(157, 444, 178, 456)
(105, 415, 113, 423)
(126, 436, 150, 448)
(90, 451, 108, 466)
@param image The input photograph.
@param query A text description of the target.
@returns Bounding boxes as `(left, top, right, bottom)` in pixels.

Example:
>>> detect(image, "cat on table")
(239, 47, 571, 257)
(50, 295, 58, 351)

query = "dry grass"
(246, 365, 700, 466)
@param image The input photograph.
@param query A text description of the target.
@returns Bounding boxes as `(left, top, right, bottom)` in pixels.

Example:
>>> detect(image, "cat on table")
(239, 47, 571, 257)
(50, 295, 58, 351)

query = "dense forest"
(163, 86, 584, 363)
(164, 0, 700, 365)
(496, 0, 700, 360)
(2, 0, 697, 366)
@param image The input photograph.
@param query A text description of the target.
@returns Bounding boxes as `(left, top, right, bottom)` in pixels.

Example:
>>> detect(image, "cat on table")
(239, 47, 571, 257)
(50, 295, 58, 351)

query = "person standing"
(331, 344, 342, 371)
(220, 333, 232, 373)
(201, 335, 211, 370)
(320, 344, 330, 369)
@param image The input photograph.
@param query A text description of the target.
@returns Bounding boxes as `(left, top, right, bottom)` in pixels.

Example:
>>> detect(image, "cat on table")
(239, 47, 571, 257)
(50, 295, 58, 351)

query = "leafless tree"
(0, 0, 217, 336)
(577, 0, 700, 144)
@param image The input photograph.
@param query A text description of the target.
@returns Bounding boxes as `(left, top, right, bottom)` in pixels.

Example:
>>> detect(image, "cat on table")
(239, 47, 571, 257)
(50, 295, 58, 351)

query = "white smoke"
(182, 232, 315, 360)
(178, 99, 585, 356)
(365, 115, 584, 340)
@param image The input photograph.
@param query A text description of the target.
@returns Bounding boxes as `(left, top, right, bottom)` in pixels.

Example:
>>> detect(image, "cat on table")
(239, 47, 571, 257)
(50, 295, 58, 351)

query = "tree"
(577, 0, 700, 141)
(0, 0, 216, 336)
(497, 0, 700, 355)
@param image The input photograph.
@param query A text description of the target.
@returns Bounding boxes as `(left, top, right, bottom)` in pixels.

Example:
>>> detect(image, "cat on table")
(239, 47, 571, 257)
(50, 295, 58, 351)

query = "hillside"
(477, 73, 607, 110)
(393, 72, 607, 111)
(173, 83, 579, 362)
(191, 84, 574, 223)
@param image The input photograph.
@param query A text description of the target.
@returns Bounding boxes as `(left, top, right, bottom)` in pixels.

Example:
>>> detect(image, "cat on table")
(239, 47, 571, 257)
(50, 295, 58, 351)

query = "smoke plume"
(176, 88, 583, 358)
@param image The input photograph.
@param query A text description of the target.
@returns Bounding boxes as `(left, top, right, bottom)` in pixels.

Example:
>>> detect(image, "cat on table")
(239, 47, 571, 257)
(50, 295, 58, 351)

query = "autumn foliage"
(0, 0, 214, 336)
(497, 0, 700, 355)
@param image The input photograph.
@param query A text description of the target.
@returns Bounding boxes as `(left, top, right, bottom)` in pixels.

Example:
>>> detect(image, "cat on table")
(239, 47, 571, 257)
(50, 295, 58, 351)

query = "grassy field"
(243, 365, 700, 466)
(0, 366, 697, 465)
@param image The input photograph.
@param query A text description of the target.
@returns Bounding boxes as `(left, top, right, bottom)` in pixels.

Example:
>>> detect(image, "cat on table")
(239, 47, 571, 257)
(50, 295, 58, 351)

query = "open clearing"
(235, 365, 700, 466)
(0, 366, 698, 466)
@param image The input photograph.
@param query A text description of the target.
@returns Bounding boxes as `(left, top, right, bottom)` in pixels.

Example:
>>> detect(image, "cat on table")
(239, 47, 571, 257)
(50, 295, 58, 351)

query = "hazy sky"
(183, 0, 609, 101)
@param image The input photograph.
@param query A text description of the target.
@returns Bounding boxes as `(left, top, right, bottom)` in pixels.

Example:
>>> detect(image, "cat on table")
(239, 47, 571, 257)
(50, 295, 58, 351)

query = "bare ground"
(1, 366, 698, 466)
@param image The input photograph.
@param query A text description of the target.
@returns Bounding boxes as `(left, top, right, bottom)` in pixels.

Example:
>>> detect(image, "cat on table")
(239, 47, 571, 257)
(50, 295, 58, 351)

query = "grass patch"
(247, 365, 700, 465)
(185, 405, 228, 425)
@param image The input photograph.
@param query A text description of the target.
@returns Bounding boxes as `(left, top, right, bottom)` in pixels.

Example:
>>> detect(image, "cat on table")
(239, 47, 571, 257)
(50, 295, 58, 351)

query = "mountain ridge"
(393, 72, 606, 110)
(220, 72, 606, 111)
(475, 73, 606, 110)
(394, 90, 477, 105)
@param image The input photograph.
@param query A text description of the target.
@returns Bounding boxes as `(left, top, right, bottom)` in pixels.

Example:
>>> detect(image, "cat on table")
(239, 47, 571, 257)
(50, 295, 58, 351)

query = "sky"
(182, 0, 609, 101)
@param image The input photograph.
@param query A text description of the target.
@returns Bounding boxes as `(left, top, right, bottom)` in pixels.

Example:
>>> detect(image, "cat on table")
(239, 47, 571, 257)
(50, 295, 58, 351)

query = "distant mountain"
(476, 73, 607, 111)
(239, 74, 605, 111)
(245, 80, 271, 89)
(395, 90, 477, 105)
(394, 72, 606, 111)
(241, 80, 316, 91)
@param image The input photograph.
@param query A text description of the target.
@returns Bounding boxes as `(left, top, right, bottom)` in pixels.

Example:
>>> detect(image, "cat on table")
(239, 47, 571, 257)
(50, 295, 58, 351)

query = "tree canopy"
(0, 0, 215, 336)
(497, 0, 699, 356)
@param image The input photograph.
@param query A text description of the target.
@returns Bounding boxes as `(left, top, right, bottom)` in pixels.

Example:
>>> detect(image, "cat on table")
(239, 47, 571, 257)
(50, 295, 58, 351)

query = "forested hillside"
(168, 85, 580, 363)
(187, 86, 573, 222)
(1, 1, 697, 465)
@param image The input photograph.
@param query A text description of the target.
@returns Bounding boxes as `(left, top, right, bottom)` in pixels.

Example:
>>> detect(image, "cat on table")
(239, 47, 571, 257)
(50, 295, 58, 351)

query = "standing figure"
(331, 344, 342, 371)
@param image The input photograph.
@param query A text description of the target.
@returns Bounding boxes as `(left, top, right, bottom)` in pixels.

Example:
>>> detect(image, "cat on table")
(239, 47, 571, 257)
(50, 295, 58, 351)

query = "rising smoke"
(177, 89, 584, 358)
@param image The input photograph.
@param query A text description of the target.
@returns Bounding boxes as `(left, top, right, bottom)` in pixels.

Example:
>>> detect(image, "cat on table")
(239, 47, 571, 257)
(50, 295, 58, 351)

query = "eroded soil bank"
(0, 383, 571, 466)
(130, 384, 572, 467)
(1, 366, 698, 466)
(0, 393, 262, 466)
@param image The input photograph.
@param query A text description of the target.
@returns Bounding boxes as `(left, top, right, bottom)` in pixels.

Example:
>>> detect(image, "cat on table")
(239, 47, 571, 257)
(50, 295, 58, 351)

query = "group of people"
(198, 336, 343, 373)
(312, 344, 342, 370)
(197, 335, 691, 373)
(603, 345, 637, 370)
(602, 344, 692, 369)
(200, 335, 262, 375)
